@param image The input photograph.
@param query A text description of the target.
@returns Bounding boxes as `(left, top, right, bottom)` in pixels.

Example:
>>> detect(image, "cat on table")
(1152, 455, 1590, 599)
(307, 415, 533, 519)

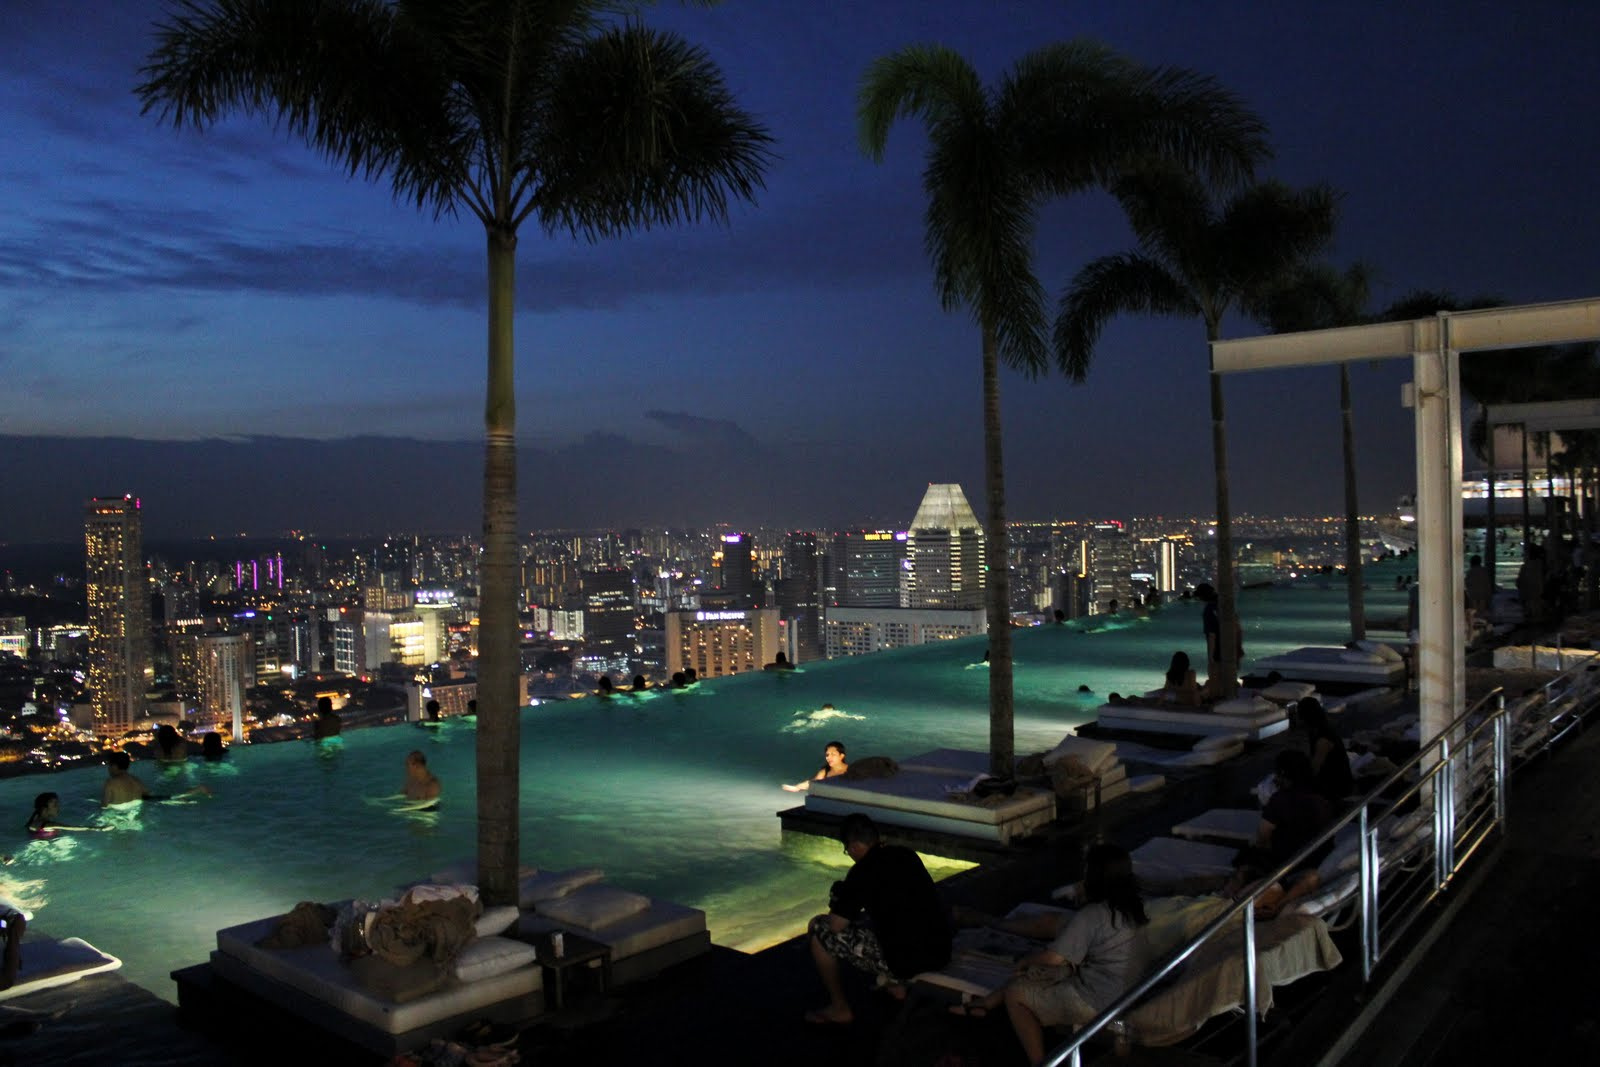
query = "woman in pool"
(783, 740, 848, 792)
(155, 724, 189, 762)
(25, 793, 103, 838)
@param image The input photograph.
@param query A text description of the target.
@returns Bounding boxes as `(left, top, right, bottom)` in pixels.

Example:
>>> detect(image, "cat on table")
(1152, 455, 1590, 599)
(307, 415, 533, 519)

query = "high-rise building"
(903, 483, 985, 609)
(581, 568, 636, 670)
(196, 632, 247, 740)
(665, 606, 779, 679)
(85, 495, 149, 737)
(715, 532, 759, 607)
(1086, 521, 1135, 612)
(775, 532, 823, 663)
(824, 606, 987, 657)
(0, 616, 27, 657)
(829, 530, 907, 607)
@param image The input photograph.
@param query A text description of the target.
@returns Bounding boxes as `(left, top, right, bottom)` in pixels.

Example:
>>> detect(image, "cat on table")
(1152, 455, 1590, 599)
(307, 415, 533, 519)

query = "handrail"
(1042, 685, 1510, 1067)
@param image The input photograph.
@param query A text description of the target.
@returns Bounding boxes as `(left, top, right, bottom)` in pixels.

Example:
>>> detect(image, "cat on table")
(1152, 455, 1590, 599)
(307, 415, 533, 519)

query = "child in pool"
(25, 792, 103, 838)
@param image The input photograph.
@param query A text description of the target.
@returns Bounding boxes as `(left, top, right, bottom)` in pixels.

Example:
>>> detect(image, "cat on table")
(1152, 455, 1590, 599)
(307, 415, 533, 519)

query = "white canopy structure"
(1211, 297, 1600, 746)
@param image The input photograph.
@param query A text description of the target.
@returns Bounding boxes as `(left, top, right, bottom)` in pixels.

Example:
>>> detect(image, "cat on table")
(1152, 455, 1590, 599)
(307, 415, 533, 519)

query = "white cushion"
(517, 867, 605, 908)
(1195, 731, 1248, 752)
(1214, 695, 1274, 716)
(536, 885, 652, 931)
(452, 935, 538, 984)
(1339, 649, 1386, 664)
(474, 905, 519, 938)
(1041, 734, 1118, 773)
(1260, 680, 1316, 703)
(1355, 640, 1404, 663)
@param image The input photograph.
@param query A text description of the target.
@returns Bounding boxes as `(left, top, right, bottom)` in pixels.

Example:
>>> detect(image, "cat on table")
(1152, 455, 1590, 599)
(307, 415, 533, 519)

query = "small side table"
(533, 931, 612, 1010)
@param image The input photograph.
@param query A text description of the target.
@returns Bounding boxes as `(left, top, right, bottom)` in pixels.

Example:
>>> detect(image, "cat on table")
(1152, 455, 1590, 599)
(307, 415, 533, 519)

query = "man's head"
(425, 699, 441, 719)
(106, 750, 131, 775)
(1195, 583, 1217, 603)
(406, 750, 428, 774)
(318, 696, 334, 715)
(839, 813, 879, 860)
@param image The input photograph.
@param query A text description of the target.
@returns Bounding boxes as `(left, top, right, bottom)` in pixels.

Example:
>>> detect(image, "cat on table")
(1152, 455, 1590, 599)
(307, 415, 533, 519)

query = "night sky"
(3, 1, 1597, 543)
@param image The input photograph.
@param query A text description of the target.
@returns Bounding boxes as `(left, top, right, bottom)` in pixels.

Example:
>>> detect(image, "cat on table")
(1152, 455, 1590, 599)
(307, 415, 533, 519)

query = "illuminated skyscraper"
(775, 532, 823, 663)
(715, 532, 759, 607)
(197, 632, 247, 741)
(829, 530, 907, 606)
(903, 483, 985, 609)
(85, 494, 149, 737)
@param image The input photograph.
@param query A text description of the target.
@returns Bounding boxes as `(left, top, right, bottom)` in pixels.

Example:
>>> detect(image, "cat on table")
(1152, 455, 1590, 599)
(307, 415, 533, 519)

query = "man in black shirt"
(805, 813, 951, 1024)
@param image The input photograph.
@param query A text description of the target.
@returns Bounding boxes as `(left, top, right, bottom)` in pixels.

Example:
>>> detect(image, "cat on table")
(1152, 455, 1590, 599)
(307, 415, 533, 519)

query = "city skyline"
(5, 2, 1598, 542)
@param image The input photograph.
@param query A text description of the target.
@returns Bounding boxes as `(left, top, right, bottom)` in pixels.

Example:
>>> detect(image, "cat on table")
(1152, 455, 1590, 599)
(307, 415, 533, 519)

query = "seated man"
(1225, 749, 1332, 918)
(403, 750, 441, 804)
(805, 813, 951, 1024)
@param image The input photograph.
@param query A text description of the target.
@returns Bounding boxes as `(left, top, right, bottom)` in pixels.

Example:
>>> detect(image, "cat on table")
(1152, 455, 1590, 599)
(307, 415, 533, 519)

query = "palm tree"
(138, 0, 770, 906)
(1251, 263, 1374, 641)
(859, 42, 1266, 776)
(1056, 169, 1335, 696)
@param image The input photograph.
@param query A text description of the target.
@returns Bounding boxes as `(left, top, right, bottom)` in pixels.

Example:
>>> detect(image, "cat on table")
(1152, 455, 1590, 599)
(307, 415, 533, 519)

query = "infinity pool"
(0, 565, 1411, 1001)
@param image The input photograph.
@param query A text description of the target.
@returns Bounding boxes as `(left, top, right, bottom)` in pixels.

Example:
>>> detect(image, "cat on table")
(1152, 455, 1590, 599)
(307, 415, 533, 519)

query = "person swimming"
(101, 751, 212, 806)
(25, 792, 103, 838)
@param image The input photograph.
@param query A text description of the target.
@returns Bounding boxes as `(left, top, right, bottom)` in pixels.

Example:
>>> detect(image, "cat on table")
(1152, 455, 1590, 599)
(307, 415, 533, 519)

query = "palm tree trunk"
(477, 224, 521, 907)
(1485, 414, 1497, 589)
(1339, 364, 1366, 641)
(1207, 321, 1238, 698)
(981, 326, 1014, 779)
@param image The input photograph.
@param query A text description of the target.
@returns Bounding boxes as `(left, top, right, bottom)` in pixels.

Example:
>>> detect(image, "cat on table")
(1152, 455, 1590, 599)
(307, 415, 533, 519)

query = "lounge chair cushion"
(349, 954, 450, 1003)
(1340, 649, 1387, 664)
(474, 906, 519, 938)
(1214, 695, 1275, 717)
(536, 885, 652, 931)
(1194, 731, 1249, 752)
(518, 867, 605, 908)
(453, 936, 539, 984)
(1259, 680, 1316, 703)
(1354, 640, 1404, 663)
(1042, 734, 1119, 774)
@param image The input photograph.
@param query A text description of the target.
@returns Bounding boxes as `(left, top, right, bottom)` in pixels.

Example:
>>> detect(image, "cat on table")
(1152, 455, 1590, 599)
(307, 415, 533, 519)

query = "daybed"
(515, 883, 710, 987)
(915, 896, 1342, 1049)
(1094, 695, 1289, 742)
(805, 767, 1056, 844)
(1252, 642, 1406, 688)
(210, 896, 543, 1056)
(901, 743, 1146, 813)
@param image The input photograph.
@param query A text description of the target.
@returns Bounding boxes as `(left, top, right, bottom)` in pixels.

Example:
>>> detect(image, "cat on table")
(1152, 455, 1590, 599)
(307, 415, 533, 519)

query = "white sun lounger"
(1126, 838, 1239, 894)
(1252, 645, 1406, 687)
(1113, 735, 1247, 769)
(0, 936, 122, 1002)
(1095, 698, 1289, 742)
(517, 885, 710, 986)
(806, 768, 1057, 843)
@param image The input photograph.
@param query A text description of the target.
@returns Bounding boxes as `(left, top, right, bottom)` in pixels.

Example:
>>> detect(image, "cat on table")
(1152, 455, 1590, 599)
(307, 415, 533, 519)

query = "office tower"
(716, 532, 759, 607)
(197, 632, 247, 740)
(665, 606, 780, 679)
(823, 605, 987, 658)
(775, 532, 823, 663)
(1156, 539, 1179, 593)
(85, 495, 150, 737)
(333, 618, 360, 674)
(1086, 521, 1135, 612)
(580, 568, 636, 672)
(0, 616, 26, 657)
(829, 530, 907, 606)
(903, 483, 985, 609)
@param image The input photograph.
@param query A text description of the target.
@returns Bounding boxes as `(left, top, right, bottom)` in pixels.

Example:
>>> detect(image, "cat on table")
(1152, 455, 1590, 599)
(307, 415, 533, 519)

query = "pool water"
(0, 563, 1413, 1001)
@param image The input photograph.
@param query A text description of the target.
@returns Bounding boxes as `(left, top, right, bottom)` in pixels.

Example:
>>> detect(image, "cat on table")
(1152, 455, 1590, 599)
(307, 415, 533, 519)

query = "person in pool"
(201, 732, 227, 760)
(404, 750, 441, 804)
(155, 724, 189, 762)
(101, 751, 212, 806)
(784, 741, 848, 792)
(25, 792, 104, 837)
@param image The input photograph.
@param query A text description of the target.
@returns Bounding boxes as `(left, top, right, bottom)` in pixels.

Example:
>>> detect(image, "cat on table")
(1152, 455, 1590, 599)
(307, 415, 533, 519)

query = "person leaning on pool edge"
(783, 740, 848, 792)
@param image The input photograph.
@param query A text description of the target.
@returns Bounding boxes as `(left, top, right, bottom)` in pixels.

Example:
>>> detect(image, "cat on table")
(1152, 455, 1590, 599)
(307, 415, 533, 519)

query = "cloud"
(643, 410, 763, 451)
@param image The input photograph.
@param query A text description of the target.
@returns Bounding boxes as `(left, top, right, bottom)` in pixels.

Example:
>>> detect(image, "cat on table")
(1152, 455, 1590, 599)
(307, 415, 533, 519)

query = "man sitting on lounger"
(805, 813, 951, 1024)
(1224, 750, 1332, 918)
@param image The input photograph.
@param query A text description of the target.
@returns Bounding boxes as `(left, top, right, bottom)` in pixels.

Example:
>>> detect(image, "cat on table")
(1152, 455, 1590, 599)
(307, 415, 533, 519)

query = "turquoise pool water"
(0, 563, 1413, 1001)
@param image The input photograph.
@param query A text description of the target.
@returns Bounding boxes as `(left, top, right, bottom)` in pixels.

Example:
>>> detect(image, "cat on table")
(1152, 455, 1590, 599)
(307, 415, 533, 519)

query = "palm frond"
(530, 22, 772, 237)
(1247, 260, 1374, 332)
(139, 0, 476, 215)
(1053, 253, 1196, 380)
(1214, 181, 1338, 294)
(857, 45, 987, 162)
(1108, 167, 1214, 282)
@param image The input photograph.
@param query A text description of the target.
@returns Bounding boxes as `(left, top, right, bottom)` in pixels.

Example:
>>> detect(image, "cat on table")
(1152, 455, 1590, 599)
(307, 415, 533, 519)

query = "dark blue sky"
(3, 1, 1597, 542)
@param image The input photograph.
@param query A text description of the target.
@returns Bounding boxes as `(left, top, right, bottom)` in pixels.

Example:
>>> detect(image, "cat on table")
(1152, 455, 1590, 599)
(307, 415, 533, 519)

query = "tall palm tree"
(859, 42, 1266, 776)
(1251, 262, 1374, 641)
(1056, 169, 1335, 696)
(138, 0, 770, 906)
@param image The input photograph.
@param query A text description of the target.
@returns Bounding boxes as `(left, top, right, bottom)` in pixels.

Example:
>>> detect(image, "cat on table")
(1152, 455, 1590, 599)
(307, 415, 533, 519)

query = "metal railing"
(1043, 686, 1520, 1067)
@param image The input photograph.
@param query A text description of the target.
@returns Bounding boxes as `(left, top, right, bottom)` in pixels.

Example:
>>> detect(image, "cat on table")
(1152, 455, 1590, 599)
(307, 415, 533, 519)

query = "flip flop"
(803, 1008, 853, 1026)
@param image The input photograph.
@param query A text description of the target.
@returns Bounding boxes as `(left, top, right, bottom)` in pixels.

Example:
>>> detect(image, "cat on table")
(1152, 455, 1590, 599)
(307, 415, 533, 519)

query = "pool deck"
(9, 634, 1599, 1065)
